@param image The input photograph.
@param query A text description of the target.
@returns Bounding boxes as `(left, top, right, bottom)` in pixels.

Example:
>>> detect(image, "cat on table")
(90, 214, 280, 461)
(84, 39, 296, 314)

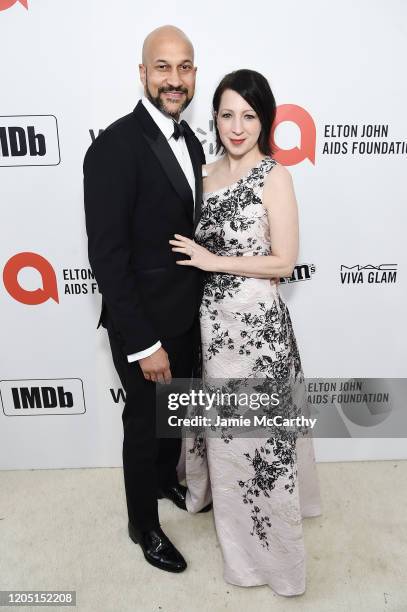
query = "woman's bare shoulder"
(268, 161, 293, 184)
(262, 161, 296, 210)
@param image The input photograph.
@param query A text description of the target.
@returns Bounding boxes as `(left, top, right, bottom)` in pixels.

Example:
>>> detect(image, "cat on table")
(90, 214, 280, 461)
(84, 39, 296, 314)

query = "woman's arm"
(170, 163, 299, 279)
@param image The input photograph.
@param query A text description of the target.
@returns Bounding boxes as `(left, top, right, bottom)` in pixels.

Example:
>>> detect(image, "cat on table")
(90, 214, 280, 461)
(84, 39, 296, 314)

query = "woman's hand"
(169, 234, 219, 272)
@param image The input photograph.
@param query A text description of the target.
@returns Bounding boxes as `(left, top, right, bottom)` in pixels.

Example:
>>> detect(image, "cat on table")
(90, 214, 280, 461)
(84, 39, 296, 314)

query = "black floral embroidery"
(188, 434, 206, 459)
(238, 436, 297, 548)
(209, 378, 247, 443)
(206, 322, 234, 360)
(202, 272, 246, 305)
(235, 298, 287, 356)
(190, 157, 310, 549)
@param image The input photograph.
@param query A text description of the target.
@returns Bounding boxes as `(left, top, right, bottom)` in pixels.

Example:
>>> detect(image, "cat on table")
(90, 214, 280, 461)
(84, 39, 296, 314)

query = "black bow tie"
(172, 120, 186, 140)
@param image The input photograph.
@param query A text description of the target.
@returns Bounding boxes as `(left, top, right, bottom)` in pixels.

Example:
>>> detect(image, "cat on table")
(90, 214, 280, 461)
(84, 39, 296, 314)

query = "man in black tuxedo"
(83, 25, 209, 573)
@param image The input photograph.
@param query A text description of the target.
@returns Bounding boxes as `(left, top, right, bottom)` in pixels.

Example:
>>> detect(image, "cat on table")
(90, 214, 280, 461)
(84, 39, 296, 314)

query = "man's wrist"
(127, 341, 162, 363)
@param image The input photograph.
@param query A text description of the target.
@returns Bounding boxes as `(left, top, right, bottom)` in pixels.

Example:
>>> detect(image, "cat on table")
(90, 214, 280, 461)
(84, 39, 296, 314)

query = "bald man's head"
(139, 25, 197, 119)
(142, 25, 194, 65)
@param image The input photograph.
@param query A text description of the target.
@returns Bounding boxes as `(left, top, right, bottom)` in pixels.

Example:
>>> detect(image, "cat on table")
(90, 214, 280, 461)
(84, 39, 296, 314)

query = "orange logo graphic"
(0, 0, 28, 10)
(3, 252, 59, 305)
(271, 104, 316, 166)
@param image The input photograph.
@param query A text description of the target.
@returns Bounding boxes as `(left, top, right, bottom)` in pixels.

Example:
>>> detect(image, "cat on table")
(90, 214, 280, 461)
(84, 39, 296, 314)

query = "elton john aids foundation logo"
(3, 252, 99, 304)
(271, 105, 316, 166)
(0, 0, 27, 10)
(3, 252, 59, 305)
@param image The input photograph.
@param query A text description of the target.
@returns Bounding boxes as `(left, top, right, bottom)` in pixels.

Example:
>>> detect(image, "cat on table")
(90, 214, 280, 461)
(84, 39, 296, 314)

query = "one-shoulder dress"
(185, 157, 321, 596)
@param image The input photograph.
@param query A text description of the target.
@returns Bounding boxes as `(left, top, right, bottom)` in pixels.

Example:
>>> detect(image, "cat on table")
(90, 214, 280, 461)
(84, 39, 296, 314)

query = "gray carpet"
(0, 461, 406, 611)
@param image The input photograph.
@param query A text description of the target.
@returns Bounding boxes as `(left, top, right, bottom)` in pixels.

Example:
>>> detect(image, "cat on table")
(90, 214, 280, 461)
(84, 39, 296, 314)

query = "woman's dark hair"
(212, 69, 276, 155)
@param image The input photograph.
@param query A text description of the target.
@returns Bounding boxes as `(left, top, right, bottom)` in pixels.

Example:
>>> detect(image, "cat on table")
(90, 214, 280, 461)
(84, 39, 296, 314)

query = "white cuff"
(127, 341, 162, 363)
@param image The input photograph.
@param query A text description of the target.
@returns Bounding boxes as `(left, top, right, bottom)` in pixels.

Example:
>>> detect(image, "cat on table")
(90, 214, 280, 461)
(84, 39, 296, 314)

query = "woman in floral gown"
(170, 69, 321, 597)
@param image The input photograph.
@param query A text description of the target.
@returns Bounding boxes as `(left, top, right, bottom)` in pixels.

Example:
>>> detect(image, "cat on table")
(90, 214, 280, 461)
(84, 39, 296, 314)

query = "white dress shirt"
(127, 96, 196, 363)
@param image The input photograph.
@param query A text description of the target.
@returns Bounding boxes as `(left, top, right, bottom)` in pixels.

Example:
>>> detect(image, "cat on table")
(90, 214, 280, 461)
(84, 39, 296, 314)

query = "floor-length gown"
(185, 157, 322, 596)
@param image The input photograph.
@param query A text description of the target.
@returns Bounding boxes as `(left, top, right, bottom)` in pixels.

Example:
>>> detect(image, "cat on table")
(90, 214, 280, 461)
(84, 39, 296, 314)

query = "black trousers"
(106, 321, 196, 531)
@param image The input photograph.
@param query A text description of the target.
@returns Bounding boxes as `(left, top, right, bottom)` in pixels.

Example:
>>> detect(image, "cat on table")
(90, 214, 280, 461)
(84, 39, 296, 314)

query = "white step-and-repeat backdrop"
(1, 0, 406, 469)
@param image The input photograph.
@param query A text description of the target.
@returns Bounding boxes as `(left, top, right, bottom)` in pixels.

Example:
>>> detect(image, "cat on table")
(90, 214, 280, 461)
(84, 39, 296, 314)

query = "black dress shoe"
(157, 483, 213, 513)
(128, 523, 187, 573)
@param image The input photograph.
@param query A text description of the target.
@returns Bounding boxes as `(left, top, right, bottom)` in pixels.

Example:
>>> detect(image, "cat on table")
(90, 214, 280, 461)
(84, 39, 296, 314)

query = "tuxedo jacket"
(83, 100, 206, 355)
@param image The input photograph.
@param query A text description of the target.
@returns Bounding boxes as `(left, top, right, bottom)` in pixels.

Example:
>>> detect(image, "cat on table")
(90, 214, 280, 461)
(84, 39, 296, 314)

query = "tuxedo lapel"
(133, 102, 193, 220)
(181, 120, 203, 233)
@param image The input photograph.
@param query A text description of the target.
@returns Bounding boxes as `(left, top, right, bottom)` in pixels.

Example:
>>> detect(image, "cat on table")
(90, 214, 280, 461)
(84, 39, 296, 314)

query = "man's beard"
(146, 82, 192, 118)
